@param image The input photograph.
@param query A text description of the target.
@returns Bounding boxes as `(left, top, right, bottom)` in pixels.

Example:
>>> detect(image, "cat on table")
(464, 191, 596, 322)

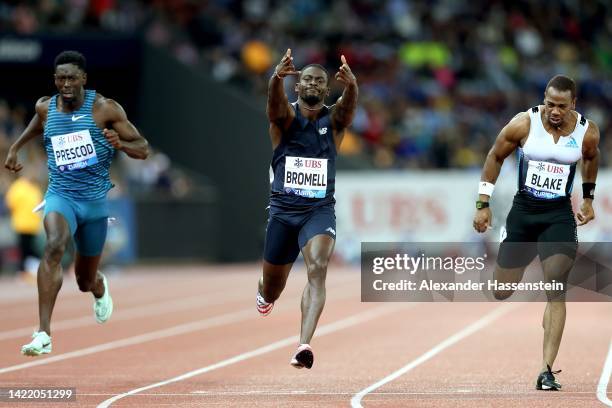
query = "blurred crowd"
(1, 0, 611, 171)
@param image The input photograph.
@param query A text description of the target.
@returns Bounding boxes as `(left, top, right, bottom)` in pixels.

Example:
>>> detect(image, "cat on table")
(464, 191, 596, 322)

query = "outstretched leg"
(21, 212, 71, 356)
(540, 253, 573, 371)
(299, 234, 334, 345)
(37, 213, 72, 335)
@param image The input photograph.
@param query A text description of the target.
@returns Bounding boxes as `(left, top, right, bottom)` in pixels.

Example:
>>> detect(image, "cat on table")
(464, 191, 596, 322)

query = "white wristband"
(478, 181, 495, 197)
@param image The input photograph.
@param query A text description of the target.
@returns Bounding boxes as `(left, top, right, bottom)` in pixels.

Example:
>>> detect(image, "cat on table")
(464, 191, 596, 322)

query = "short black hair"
(54, 50, 86, 72)
(546, 75, 576, 99)
(299, 64, 329, 84)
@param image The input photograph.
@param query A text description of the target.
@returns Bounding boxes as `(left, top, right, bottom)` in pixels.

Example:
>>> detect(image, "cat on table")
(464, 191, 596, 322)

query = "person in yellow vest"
(5, 171, 43, 274)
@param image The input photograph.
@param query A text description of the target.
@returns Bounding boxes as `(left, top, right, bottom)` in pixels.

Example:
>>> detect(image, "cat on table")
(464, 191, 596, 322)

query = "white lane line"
(0, 282, 359, 374)
(0, 309, 253, 375)
(597, 340, 612, 406)
(351, 304, 516, 408)
(0, 274, 356, 340)
(0, 293, 235, 341)
(96, 304, 410, 408)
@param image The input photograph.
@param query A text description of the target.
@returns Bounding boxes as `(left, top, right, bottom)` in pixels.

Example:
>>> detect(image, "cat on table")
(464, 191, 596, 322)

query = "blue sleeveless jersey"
(44, 90, 114, 200)
(269, 103, 336, 213)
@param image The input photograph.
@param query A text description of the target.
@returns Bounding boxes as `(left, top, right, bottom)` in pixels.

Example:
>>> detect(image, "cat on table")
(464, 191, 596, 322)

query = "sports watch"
(475, 201, 490, 209)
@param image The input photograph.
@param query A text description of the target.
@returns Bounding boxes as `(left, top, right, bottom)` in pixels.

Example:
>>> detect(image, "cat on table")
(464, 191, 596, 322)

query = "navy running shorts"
(263, 204, 336, 265)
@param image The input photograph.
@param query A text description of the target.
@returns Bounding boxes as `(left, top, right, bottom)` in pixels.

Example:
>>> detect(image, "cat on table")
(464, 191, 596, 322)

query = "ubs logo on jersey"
(66, 133, 84, 143)
(537, 162, 564, 174)
(546, 164, 565, 174)
(293, 158, 323, 168)
(304, 159, 322, 168)
(318, 127, 328, 135)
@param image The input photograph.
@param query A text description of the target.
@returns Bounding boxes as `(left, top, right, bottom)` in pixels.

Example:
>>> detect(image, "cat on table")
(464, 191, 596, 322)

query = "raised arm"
(576, 120, 600, 226)
(98, 98, 149, 160)
(473, 112, 530, 233)
(267, 48, 299, 149)
(5, 97, 49, 173)
(267, 48, 299, 126)
(331, 55, 358, 147)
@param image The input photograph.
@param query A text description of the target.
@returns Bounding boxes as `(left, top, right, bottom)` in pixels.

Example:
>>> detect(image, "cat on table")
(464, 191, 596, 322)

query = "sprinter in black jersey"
(473, 75, 600, 390)
(256, 49, 358, 369)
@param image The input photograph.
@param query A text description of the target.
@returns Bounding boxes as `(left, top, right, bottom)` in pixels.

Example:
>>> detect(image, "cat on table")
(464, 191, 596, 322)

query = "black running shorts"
(497, 193, 578, 268)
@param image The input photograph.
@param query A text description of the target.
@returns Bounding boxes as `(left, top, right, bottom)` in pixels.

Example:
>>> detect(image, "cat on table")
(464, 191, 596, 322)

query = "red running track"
(0, 263, 610, 407)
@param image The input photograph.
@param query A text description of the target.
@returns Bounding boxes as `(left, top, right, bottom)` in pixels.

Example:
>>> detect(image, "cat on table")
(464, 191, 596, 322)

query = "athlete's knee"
(493, 289, 513, 301)
(307, 258, 329, 278)
(545, 291, 567, 303)
(43, 235, 70, 264)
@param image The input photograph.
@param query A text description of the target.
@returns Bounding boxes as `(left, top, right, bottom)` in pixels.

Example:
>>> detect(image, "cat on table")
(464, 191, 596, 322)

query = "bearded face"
(296, 66, 329, 107)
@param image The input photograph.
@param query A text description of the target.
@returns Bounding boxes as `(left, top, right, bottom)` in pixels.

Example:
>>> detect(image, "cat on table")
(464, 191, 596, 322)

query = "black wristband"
(583, 182, 595, 199)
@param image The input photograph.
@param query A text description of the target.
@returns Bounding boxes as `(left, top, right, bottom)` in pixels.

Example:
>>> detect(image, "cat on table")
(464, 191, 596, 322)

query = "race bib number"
(525, 160, 570, 199)
(51, 130, 98, 172)
(284, 156, 328, 198)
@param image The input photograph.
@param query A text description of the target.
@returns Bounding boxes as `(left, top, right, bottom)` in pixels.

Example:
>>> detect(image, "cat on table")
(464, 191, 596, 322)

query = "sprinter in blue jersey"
(5, 50, 149, 356)
(256, 49, 358, 369)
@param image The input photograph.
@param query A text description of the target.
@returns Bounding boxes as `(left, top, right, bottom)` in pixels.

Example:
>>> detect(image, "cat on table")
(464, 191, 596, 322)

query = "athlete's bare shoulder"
(584, 119, 600, 144)
(94, 93, 110, 107)
(502, 111, 530, 142)
(94, 93, 123, 109)
(35, 96, 51, 119)
(509, 110, 530, 126)
(93, 93, 126, 121)
(586, 118, 600, 134)
(36, 96, 51, 108)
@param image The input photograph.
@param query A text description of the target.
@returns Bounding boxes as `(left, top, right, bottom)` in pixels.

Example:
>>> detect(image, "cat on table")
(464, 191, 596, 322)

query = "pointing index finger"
(341, 54, 347, 65)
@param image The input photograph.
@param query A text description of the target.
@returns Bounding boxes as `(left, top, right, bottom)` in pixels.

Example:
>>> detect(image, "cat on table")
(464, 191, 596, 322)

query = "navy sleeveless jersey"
(44, 90, 115, 200)
(269, 102, 337, 213)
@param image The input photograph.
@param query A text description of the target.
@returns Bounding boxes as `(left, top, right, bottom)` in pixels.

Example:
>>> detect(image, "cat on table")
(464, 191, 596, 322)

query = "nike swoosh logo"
(71, 114, 86, 121)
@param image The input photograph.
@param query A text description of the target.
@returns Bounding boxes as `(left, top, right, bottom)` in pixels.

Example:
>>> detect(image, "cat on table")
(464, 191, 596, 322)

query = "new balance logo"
(565, 137, 578, 148)
(325, 227, 336, 236)
(318, 127, 328, 135)
(71, 114, 86, 122)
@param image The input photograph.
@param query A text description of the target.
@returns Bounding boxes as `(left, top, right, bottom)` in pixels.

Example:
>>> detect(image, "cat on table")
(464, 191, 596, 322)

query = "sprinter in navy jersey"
(5, 51, 149, 356)
(256, 49, 358, 369)
(473, 75, 600, 390)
